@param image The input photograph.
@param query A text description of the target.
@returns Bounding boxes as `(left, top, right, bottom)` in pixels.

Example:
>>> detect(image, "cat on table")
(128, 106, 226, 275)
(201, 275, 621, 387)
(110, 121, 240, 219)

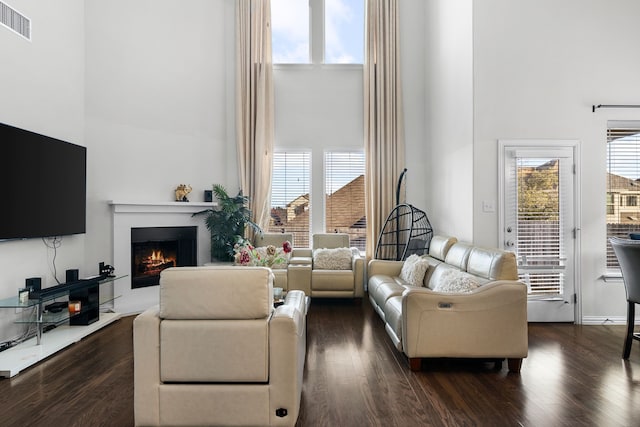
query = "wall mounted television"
(0, 122, 86, 240)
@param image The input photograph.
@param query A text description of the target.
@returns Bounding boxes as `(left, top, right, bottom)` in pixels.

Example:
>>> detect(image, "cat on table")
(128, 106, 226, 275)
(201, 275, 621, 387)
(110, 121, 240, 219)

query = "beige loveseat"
(368, 235, 528, 372)
(134, 266, 307, 426)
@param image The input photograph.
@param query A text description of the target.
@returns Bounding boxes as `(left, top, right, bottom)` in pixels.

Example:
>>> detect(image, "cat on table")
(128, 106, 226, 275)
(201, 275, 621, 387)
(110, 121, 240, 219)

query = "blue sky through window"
(271, 0, 364, 64)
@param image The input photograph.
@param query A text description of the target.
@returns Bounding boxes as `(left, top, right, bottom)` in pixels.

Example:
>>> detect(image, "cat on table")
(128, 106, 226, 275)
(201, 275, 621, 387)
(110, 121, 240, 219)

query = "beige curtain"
(236, 0, 274, 232)
(364, 0, 405, 258)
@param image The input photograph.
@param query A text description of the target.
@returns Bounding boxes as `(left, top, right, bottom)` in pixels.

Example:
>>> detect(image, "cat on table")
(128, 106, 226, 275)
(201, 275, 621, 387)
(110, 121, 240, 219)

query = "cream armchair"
(289, 233, 364, 298)
(254, 232, 293, 290)
(134, 266, 307, 426)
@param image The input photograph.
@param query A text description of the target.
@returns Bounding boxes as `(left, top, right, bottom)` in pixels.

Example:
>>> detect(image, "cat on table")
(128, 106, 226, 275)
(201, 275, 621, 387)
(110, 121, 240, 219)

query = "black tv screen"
(0, 122, 86, 240)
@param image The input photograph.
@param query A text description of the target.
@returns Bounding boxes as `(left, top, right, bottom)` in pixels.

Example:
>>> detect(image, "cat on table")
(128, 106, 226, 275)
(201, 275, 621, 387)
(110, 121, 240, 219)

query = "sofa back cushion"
(254, 232, 293, 248)
(428, 235, 457, 261)
(467, 247, 519, 280)
(313, 233, 350, 249)
(159, 266, 273, 320)
(444, 242, 474, 270)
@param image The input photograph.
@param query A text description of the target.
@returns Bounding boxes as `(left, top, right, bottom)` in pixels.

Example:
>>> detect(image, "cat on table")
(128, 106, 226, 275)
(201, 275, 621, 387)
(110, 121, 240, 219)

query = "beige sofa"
(134, 266, 307, 426)
(368, 235, 528, 372)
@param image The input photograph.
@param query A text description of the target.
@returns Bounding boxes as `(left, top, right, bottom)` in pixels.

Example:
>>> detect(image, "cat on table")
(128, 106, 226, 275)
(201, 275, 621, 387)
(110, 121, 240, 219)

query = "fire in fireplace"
(131, 226, 197, 288)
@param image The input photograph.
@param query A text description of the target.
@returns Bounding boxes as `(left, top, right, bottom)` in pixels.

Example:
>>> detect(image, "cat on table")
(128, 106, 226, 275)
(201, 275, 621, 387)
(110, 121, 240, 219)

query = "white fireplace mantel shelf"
(109, 201, 217, 214)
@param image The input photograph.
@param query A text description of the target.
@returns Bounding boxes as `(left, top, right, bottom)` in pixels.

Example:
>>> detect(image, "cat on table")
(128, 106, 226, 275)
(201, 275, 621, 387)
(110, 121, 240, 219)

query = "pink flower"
(282, 240, 292, 254)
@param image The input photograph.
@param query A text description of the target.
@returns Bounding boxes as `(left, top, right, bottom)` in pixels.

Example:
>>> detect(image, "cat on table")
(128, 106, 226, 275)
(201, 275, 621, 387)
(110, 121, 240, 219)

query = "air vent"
(0, 1, 31, 40)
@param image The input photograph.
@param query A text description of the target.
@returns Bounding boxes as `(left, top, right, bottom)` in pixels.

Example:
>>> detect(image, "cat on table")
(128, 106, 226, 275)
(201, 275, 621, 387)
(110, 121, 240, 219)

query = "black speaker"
(66, 269, 79, 283)
(25, 277, 41, 298)
(204, 190, 213, 202)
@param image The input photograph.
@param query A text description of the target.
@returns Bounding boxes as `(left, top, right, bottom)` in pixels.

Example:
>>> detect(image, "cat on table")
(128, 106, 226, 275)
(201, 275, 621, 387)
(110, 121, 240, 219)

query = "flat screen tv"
(0, 122, 86, 240)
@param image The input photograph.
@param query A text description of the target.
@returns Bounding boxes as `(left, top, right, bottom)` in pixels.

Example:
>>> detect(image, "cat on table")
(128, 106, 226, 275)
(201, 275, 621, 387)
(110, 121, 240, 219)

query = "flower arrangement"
(234, 238, 292, 268)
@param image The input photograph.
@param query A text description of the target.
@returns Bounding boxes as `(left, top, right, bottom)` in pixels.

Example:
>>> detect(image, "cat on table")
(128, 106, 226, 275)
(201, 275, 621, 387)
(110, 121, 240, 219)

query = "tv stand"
(0, 276, 124, 378)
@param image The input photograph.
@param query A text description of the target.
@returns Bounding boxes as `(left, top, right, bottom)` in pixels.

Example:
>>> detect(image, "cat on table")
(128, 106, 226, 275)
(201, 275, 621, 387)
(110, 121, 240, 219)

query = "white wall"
(424, 0, 474, 240)
(274, 0, 429, 235)
(472, 0, 640, 321)
(0, 0, 85, 340)
(83, 0, 237, 273)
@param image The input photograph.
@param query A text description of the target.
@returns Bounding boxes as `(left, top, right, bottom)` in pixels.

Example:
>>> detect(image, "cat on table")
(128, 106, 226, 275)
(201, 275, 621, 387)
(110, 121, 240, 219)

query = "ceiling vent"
(1, 1, 31, 41)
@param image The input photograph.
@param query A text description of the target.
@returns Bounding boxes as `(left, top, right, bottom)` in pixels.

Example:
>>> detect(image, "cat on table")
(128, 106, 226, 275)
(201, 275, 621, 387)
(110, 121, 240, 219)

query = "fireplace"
(131, 226, 197, 288)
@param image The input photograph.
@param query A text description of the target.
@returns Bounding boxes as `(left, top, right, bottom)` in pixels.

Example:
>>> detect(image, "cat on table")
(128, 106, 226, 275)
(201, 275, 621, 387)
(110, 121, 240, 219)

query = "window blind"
(606, 122, 640, 269)
(324, 151, 366, 251)
(268, 151, 311, 248)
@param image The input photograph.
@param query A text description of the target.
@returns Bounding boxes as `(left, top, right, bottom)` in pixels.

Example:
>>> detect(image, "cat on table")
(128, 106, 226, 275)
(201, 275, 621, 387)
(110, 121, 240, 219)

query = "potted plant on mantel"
(193, 184, 261, 262)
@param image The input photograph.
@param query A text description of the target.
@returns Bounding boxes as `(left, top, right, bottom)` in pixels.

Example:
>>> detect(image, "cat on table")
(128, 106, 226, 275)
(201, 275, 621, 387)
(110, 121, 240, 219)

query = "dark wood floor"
(1, 297, 640, 426)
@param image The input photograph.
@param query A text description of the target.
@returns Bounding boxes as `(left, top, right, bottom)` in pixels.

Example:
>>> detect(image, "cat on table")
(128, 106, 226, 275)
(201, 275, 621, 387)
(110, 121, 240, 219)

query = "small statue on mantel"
(175, 184, 192, 202)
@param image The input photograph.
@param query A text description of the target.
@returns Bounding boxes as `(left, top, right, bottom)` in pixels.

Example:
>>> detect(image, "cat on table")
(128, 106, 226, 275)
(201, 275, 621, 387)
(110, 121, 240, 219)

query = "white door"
(500, 141, 579, 322)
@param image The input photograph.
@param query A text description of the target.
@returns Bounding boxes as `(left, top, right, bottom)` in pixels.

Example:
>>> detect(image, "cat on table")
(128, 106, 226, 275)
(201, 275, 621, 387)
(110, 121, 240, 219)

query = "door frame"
(498, 139, 582, 324)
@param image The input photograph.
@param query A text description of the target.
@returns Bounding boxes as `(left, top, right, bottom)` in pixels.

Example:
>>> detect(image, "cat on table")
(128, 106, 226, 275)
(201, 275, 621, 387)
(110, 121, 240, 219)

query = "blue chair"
(610, 237, 640, 359)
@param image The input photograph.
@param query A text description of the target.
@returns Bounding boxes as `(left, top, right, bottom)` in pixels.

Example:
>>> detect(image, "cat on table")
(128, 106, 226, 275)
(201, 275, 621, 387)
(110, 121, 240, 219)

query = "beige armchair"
(134, 266, 307, 426)
(254, 232, 293, 290)
(288, 233, 364, 298)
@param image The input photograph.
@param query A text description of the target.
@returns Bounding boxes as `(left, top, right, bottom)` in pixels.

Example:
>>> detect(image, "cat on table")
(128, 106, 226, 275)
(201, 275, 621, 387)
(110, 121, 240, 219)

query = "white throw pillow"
(434, 269, 479, 293)
(313, 247, 353, 270)
(400, 254, 429, 287)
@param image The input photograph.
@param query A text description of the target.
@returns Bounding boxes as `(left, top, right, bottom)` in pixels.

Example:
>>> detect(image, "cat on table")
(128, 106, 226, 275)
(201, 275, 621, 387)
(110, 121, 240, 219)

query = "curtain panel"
(364, 0, 405, 258)
(236, 0, 274, 232)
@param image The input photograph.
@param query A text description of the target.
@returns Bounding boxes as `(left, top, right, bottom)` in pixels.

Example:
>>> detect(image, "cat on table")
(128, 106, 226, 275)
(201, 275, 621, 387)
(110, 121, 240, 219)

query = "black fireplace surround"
(131, 226, 197, 289)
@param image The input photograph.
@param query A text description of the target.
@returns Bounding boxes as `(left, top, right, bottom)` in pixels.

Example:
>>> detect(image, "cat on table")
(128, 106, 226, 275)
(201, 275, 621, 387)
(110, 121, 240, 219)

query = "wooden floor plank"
(1, 297, 640, 426)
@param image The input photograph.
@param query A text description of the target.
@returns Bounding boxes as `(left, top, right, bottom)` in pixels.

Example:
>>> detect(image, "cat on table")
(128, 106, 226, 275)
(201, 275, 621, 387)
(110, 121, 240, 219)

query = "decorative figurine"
(175, 184, 192, 202)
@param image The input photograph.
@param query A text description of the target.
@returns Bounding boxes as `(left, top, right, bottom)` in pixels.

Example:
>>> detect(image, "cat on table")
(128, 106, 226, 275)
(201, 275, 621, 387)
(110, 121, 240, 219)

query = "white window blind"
(324, 150, 366, 251)
(606, 121, 640, 269)
(268, 151, 311, 247)
(505, 150, 573, 297)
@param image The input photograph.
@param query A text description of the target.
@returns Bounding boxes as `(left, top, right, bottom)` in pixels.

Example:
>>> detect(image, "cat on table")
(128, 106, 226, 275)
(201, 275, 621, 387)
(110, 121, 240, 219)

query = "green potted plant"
(194, 184, 261, 262)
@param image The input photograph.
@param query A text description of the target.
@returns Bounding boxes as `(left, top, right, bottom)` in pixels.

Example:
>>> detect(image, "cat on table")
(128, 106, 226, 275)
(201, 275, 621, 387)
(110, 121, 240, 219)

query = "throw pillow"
(313, 247, 353, 270)
(433, 269, 479, 293)
(399, 254, 429, 287)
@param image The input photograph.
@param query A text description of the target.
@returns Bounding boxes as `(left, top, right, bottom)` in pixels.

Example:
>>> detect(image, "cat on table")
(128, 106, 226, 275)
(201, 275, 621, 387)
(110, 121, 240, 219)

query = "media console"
(0, 275, 124, 378)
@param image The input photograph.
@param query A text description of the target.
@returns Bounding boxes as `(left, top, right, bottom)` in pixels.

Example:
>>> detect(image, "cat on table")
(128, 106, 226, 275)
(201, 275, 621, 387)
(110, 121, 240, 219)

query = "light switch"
(482, 200, 495, 213)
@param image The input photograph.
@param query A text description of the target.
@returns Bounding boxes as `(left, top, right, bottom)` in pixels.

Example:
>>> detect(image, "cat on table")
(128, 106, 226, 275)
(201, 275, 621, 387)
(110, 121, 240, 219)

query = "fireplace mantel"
(109, 201, 217, 214)
(110, 200, 216, 314)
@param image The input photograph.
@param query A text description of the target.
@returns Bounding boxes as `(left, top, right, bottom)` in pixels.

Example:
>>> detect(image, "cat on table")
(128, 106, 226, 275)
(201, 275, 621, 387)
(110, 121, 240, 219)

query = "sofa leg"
(507, 358, 522, 373)
(409, 357, 422, 371)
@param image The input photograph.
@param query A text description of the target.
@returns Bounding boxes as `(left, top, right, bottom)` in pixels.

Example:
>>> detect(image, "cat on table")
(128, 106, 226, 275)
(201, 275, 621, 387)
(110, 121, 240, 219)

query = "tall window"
(324, 0, 364, 64)
(268, 151, 312, 247)
(606, 121, 640, 269)
(271, 0, 310, 63)
(271, 0, 364, 64)
(325, 150, 366, 251)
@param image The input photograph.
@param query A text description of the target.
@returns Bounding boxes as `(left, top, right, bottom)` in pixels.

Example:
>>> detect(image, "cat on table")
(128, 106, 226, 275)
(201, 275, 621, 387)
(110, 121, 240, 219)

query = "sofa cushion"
(313, 247, 352, 270)
(467, 247, 519, 280)
(428, 235, 458, 261)
(444, 242, 474, 270)
(433, 269, 479, 293)
(400, 254, 429, 286)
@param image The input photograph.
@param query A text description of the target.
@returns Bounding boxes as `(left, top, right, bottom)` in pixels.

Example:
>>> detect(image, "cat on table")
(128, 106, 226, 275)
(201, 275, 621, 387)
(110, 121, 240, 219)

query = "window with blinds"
(324, 151, 366, 251)
(606, 121, 640, 269)
(268, 151, 311, 248)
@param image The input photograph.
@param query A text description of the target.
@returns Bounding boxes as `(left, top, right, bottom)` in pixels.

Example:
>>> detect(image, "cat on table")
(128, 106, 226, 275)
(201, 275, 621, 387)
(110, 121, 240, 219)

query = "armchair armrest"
(291, 248, 312, 259)
(368, 259, 404, 278)
(402, 280, 528, 359)
(269, 290, 307, 423)
(133, 305, 161, 427)
(352, 251, 365, 298)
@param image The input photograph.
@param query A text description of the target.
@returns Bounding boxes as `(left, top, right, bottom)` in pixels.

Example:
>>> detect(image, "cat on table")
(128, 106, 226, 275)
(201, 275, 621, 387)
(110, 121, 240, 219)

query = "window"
(325, 150, 366, 251)
(324, 0, 364, 64)
(271, 0, 364, 64)
(271, 0, 310, 63)
(606, 122, 640, 269)
(268, 151, 312, 247)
